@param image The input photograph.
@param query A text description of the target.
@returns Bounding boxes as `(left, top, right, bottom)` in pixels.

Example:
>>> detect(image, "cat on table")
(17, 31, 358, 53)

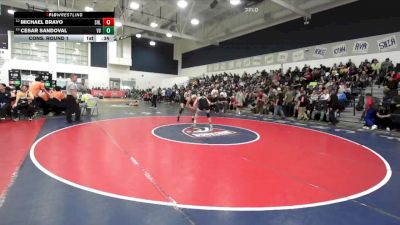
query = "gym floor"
(0, 100, 399, 225)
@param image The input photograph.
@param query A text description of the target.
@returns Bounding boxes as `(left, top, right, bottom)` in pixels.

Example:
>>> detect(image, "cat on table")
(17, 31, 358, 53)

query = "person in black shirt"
(192, 93, 212, 131)
(385, 76, 398, 99)
(376, 104, 392, 131)
(328, 89, 339, 125)
(0, 83, 12, 120)
(273, 88, 286, 119)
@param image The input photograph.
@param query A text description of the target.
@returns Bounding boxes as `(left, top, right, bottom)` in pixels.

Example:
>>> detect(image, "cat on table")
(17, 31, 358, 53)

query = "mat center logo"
(182, 127, 237, 138)
(152, 124, 260, 145)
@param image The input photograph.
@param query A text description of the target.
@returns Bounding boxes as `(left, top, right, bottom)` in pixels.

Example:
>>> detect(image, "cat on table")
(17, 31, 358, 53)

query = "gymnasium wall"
(131, 37, 178, 75)
(0, 3, 178, 89)
(181, 0, 400, 68)
(0, 32, 177, 90)
(91, 42, 108, 68)
(179, 32, 400, 78)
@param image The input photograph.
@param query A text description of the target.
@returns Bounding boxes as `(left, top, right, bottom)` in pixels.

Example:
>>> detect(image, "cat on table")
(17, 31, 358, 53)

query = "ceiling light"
(190, 18, 199, 26)
(130, 2, 140, 10)
(84, 6, 93, 12)
(150, 22, 158, 28)
(229, 0, 241, 5)
(177, 0, 188, 9)
(149, 41, 156, 46)
(136, 33, 142, 38)
(7, 9, 16, 15)
(115, 21, 122, 27)
(166, 33, 172, 38)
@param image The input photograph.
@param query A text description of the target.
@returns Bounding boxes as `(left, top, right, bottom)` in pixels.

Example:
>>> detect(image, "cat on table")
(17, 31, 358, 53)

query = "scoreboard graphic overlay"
(14, 12, 115, 42)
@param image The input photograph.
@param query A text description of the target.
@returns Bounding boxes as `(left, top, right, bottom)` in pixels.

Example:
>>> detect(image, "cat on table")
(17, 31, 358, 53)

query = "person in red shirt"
(395, 72, 400, 81)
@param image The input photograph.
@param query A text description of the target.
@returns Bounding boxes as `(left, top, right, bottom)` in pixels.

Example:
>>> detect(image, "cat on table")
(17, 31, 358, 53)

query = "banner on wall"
(265, 54, 274, 64)
(313, 46, 327, 58)
(277, 52, 288, 63)
(332, 43, 346, 57)
(292, 50, 305, 62)
(352, 41, 369, 54)
(228, 60, 235, 70)
(377, 35, 397, 52)
(243, 58, 251, 67)
(235, 59, 242, 69)
(251, 56, 262, 66)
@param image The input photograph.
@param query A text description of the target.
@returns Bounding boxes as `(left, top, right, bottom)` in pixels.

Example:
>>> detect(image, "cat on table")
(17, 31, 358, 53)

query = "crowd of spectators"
(1, 58, 399, 131)
(139, 58, 399, 131)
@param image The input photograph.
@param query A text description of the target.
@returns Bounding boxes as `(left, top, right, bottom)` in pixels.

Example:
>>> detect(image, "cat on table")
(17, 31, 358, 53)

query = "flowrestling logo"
(182, 127, 237, 138)
(152, 124, 260, 145)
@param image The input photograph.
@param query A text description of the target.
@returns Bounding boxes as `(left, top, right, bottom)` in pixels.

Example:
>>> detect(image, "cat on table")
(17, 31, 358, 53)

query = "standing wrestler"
(192, 93, 212, 131)
(177, 89, 191, 122)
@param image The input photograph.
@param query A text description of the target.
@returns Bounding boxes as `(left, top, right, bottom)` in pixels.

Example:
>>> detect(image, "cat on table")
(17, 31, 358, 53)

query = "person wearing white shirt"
(211, 88, 219, 98)
(65, 74, 80, 123)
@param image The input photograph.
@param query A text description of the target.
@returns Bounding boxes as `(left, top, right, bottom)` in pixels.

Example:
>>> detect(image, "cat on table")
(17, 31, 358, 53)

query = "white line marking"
(29, 116, 392, 211)
(0, 168, 21, 208)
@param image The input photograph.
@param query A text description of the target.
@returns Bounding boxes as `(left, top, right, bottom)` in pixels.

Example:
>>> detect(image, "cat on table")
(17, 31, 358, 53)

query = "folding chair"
(81, 97, 99, 116)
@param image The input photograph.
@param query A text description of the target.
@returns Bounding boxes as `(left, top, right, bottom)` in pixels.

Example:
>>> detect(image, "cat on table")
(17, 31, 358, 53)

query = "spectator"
(371, 59, 381, 80)
(50, 86, 65, 115)
(297, 90, 309, 120)
(376, 103, 392, 131)
(363, 94, 377, 130)
(381, 58, 394, 74)
(29, 77, 45, 98)
(385, 76, 399, 99)
(80, 90, 94, 115)
(328, 89, 340, 125)
(38, 88, 52, 115)
(284, 87, 295, 117)
(79, 79, 88, 93)
(273, 87, 285, 119)
(255, 90, 267, 114)
(12, 85, 35, 121)
(235, 88, 245, 115)
(218, 90, 228, 113)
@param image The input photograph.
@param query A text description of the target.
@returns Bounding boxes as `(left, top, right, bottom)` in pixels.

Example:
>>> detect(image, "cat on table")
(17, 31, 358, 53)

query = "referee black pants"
(151, 95, 157, 108)
(66, 95, 80, 123)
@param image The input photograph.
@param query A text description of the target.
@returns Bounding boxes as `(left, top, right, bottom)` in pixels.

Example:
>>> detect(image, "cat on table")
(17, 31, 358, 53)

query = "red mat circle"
(31, 116, 390, 210)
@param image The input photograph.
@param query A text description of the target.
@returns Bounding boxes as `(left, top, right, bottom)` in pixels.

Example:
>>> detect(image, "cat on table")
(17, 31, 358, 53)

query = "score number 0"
(103, 18, 114, 26)
(102, 18, 114, 34)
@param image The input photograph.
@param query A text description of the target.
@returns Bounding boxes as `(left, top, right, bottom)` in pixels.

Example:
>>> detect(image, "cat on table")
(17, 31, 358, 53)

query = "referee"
(66, 73, 81, 123)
